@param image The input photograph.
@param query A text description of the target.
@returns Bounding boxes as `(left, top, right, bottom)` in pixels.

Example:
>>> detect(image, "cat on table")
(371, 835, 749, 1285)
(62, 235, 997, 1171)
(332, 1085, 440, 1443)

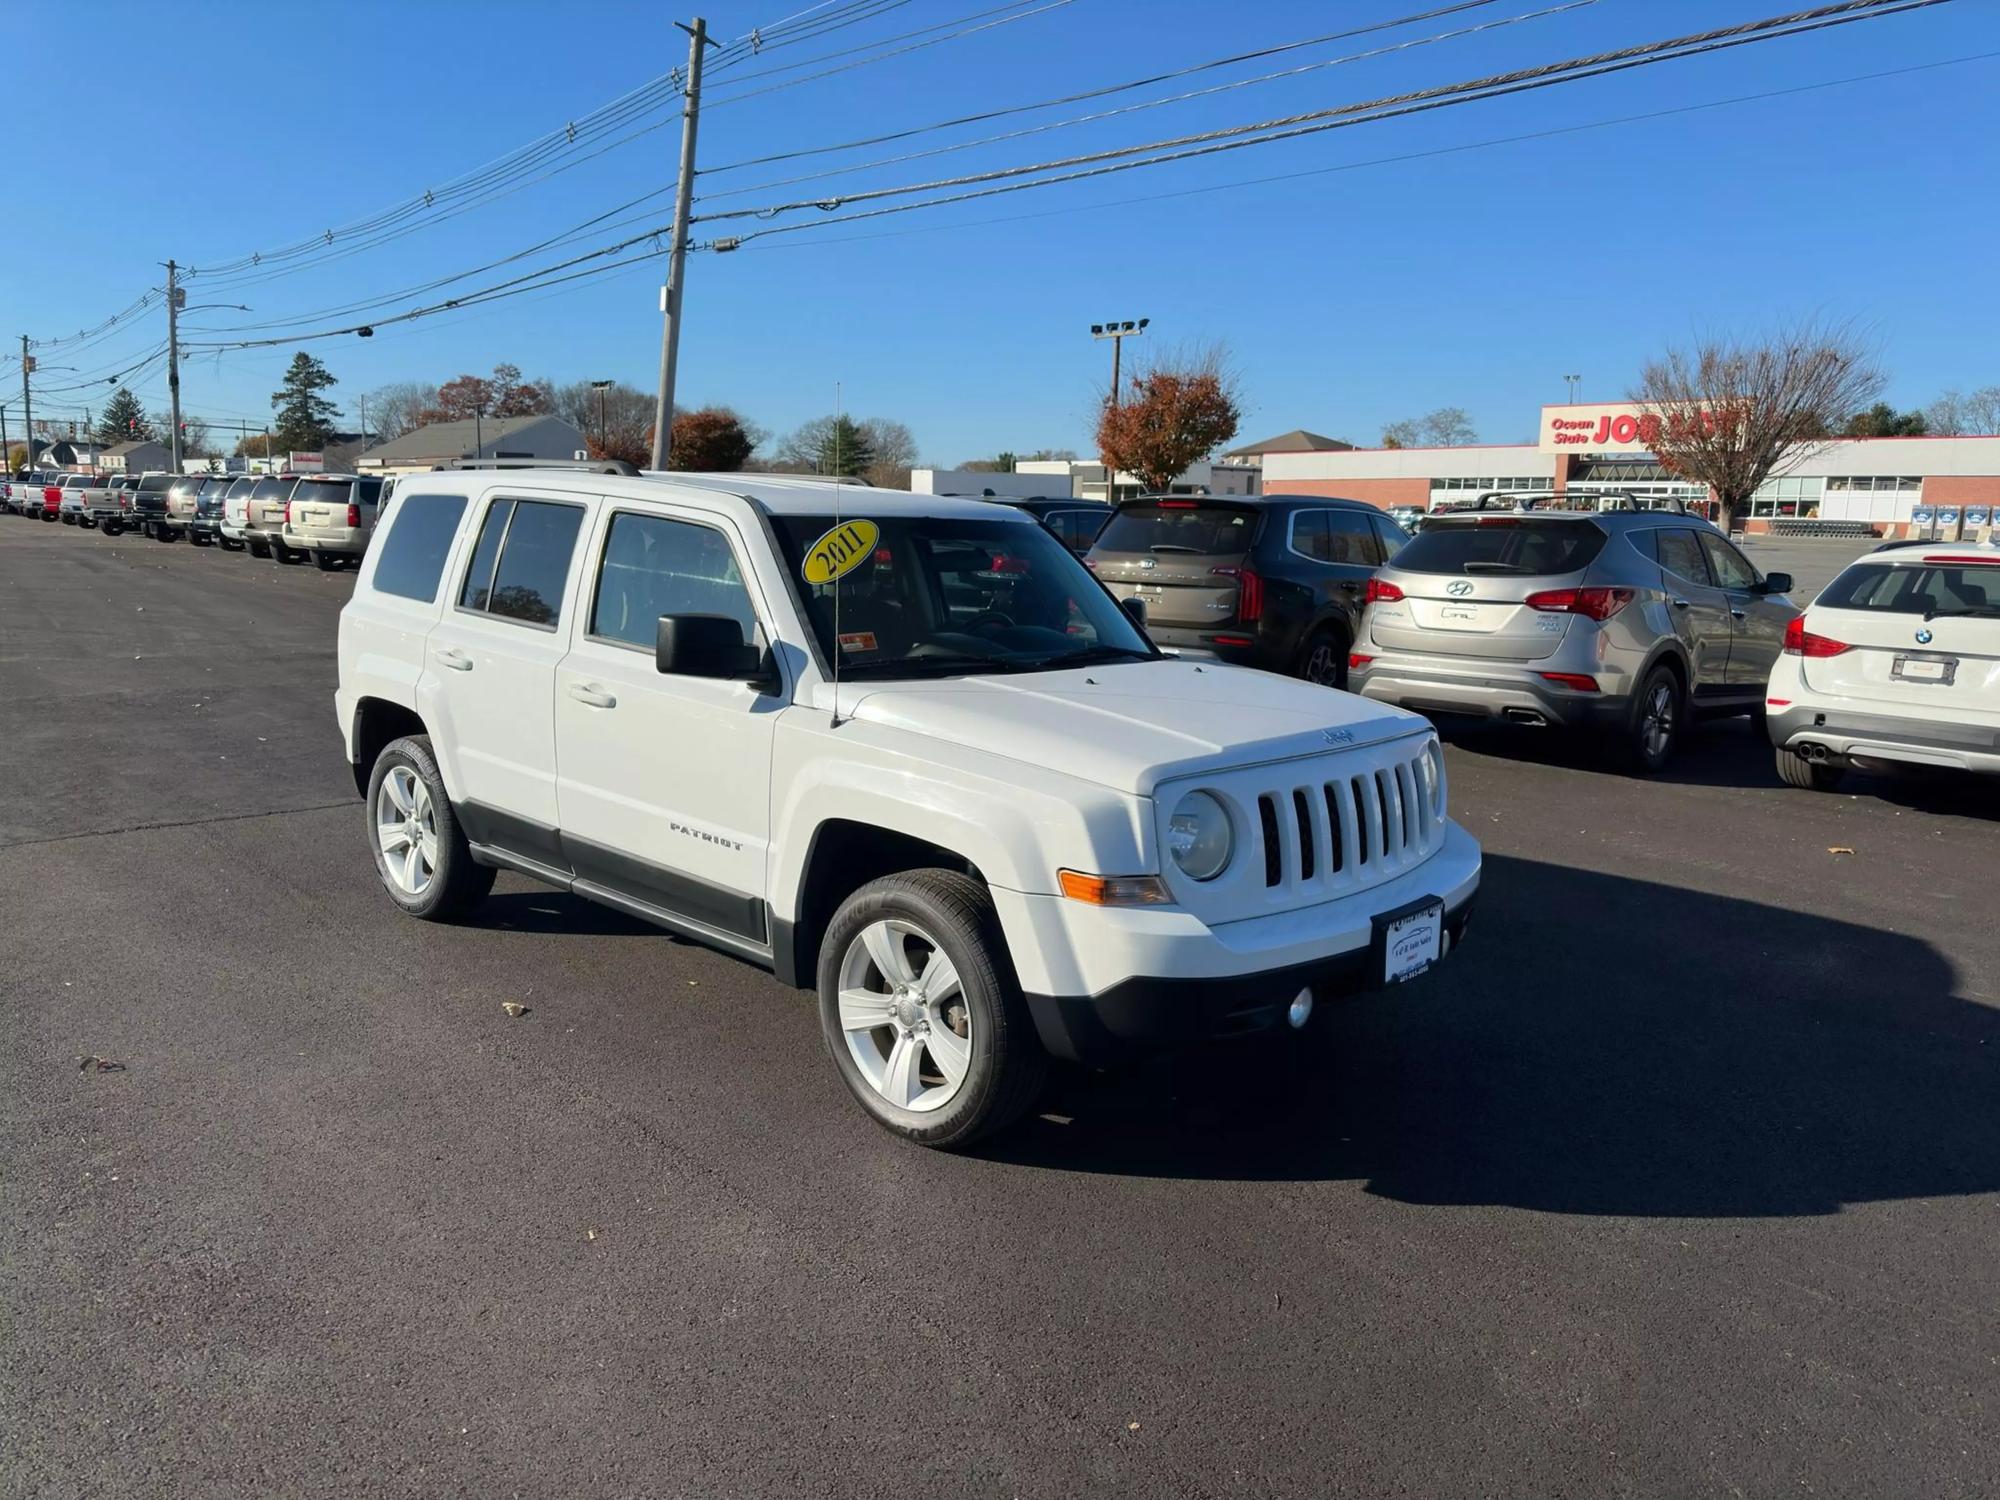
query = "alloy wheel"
(1642, 681, 1676, 761)
(835, 919, 974, 1113)
(375, 766, 439, 896)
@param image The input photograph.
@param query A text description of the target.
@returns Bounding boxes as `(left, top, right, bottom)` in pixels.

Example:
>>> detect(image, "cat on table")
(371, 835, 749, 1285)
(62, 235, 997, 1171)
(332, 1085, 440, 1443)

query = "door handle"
(1729, 608, 1747, 620)
(433, 648, 474, 672)
(1670, 597, 1690, 609)
(568, 682, 618, 709)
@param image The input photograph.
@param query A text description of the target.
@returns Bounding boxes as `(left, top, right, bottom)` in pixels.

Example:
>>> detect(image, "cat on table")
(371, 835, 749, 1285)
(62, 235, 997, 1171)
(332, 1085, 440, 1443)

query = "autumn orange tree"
(1095, 348, 1242, 492)
(668, 407, 755, 471)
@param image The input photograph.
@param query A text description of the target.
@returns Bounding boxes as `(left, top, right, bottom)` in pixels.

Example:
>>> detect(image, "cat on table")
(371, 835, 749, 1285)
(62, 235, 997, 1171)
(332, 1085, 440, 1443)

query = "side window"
(457, 498, 585, 627)
(1699, 531, 1760, 591)
(369, 494, 468, 603)
(1290, 510, 1328, 561)
(1371, 513, 1408, 559)
(358, 477, 383, 510)
(1655, 529, 1712, 585)
(590, 511, 758, 651)
(1326, 512, 1381, 565)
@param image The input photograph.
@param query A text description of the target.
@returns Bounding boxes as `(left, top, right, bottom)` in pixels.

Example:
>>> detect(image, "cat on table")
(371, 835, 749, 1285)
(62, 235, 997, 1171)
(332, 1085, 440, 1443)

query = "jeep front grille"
(1252, 740, 1444, 892)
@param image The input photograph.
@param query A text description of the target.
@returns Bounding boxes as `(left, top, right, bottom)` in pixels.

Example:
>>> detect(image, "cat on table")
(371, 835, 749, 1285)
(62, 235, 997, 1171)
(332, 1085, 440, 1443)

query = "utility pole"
(473, 403, 484, 462)
(165, 260, 184, 474)
(1092, 319, 1149, 408)
(591, 379, 612, 452)
(1, 403, 9, 472)
(650, 16, 715, 472)
(20, 335, 32, 475)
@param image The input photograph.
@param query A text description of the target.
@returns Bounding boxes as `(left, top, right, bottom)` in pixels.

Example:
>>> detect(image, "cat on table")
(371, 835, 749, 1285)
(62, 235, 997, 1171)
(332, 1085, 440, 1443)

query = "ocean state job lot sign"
(1540, 401, 1678, 453)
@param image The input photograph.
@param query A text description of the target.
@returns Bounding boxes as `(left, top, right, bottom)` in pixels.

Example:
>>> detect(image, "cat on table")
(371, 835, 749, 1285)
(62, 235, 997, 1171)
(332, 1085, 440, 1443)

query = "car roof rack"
(431, 457, 641, 475)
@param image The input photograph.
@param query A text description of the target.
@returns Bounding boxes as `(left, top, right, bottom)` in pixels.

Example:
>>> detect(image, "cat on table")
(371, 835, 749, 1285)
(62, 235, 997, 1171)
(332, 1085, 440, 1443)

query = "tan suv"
(281, 473, 384, 571)
(241, 475, 302, 562)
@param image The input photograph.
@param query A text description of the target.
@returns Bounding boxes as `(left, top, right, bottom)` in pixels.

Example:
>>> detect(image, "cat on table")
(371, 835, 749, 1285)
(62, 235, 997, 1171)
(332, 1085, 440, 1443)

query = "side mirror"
(656, 614, 774, 690)
(1120, 595, 1148, 629)
(1761, 572, 1794, 594)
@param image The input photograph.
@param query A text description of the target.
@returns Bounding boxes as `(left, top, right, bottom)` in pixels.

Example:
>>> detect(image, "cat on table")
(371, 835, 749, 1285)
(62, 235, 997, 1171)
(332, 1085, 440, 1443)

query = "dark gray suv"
(1349, 494, 1800, 771)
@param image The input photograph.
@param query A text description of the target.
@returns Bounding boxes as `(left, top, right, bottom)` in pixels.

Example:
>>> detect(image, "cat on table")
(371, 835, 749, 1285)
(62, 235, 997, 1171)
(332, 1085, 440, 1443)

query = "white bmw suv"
(1767, 541, 2000, 791)
(335, 463, 1483, 1146)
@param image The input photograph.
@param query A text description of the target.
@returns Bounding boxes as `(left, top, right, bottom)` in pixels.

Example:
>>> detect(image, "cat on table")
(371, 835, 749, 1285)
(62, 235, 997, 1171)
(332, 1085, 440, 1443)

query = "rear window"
(370, 494, 468, 603)
(251, 478, 292, 500)
(293, 477, 354, 503)
(1817, 561, 2000, 616)
(1093, 500, 1260, 556)
(1391, 518, 1606, 577)
(137, 474, 175, 492)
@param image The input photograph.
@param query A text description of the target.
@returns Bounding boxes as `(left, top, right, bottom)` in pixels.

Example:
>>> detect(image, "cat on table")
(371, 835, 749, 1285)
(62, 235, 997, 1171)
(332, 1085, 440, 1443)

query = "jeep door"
(423, 491, 591, 864)
(552, 504, 777, 947)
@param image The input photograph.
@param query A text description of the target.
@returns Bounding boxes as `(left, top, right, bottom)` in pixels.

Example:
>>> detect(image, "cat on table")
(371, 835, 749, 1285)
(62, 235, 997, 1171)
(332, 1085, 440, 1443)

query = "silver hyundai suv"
(1349, 494, 1800, 771)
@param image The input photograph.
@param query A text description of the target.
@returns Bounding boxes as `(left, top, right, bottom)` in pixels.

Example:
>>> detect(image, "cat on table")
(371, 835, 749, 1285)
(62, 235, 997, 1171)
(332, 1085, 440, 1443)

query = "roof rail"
(1467, 488, 1685, 515)
(432, 457, 641, 475)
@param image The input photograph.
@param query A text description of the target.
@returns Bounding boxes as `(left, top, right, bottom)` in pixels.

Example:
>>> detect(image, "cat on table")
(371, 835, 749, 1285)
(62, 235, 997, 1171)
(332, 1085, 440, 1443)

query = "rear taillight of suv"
(1210, 565, 1264, 622)
(1363, 578, 1404, 605)
(1524, 586, 1634, 622)
(1782, 616, 1850, 657)
(346, 503, 360, 527)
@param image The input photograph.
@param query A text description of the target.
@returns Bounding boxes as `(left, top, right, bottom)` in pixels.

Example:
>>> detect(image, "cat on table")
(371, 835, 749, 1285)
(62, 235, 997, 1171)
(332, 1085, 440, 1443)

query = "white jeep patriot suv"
(335, 464, 1482, 1146)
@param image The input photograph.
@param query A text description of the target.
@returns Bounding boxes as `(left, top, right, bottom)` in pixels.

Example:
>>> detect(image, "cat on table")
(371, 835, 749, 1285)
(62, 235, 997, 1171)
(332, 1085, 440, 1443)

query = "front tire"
(1775, 746, 1846, 791)
(816, 870, 1048, 1148)
(1296, 624, 1349, 690)
(1623, 664, 1684, 774)
(365, 736, 495, 921)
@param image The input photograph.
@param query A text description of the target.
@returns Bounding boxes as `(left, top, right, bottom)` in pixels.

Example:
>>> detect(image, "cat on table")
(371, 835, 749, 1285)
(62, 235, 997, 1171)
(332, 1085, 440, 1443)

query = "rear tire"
(101, 520, 122, 537)
(219, 535, 244, 552)
(313, 550, 337, 571)
(1775, 746, 1846, 791)
(364, 735, 495, 921)
(1623, 664, 1684, 774)
(1296, 624, 1349, 690)
(273, 540, 302, 565)
(816, 869, 1048, 1149)
(246, 537, 270, 559)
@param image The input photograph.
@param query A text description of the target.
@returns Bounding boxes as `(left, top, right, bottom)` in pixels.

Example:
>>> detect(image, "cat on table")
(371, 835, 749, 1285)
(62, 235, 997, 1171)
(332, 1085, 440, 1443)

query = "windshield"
(1819, 560, 2000, 616)
(772, 513, 1156, 679)
(1392, 517, 1607, 576)
(1093, 499, 1260, 556)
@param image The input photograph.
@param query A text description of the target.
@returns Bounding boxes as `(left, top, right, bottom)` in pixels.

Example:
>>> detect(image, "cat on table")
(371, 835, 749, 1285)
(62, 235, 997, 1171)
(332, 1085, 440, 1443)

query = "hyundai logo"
(1139, 557, 1157, 569)
(1445, 580, 1475, 598)
(1915, 627, 1934, 645)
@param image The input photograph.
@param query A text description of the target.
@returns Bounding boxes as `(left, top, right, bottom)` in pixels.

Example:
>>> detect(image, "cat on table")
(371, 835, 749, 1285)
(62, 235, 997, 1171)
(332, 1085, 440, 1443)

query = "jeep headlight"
(1167, 791, 1233, 882)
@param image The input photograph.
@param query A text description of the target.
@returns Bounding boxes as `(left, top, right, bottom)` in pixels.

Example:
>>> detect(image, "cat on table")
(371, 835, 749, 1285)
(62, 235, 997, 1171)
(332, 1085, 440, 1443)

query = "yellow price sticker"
(801, 519, 879, 586)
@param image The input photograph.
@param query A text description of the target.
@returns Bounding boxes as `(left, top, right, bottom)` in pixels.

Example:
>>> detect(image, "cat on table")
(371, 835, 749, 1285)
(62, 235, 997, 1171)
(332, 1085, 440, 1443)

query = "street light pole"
(1564, 373, 1581, 404)
(591, 379, 612, 453)
(20, 335, 33, 474)
(650, 17, 716, 471)
(1092, 318, 1149, 409)
(166, 260, 183, 475)
(473, 403, 484, 462)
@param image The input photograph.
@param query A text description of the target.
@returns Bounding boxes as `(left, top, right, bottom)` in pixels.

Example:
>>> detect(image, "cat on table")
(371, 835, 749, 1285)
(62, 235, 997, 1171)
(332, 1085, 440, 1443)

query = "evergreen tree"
(98, 387, 151, 445)
(814, 414, 873, 477)
(271, 352, 340, 450)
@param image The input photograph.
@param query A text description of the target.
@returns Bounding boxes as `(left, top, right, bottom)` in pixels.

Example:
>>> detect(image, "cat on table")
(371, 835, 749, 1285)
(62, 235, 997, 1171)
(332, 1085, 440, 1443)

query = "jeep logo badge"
(1445, 580, 1474, 598)
(1321, 727, 1356, 746)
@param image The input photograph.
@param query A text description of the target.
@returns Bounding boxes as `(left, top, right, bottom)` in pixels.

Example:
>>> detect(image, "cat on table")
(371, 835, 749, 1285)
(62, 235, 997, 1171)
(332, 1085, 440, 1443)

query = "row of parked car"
(2, 469, 385, 569)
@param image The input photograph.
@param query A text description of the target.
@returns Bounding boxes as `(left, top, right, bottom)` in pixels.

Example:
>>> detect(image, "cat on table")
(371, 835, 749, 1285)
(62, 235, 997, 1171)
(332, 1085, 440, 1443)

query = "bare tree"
(1381, 408, 1477, 448)
(359, 382, 439, 443)
(860, 418, 917, 489)
(1631, 319, 1884, 533)
(1925, 385, 2000, 437)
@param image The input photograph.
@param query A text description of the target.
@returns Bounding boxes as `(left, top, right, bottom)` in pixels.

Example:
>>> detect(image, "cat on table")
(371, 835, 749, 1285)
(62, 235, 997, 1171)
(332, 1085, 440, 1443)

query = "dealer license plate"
(1892, 655, 1955, 684)
(1376, 897, 1444, 985)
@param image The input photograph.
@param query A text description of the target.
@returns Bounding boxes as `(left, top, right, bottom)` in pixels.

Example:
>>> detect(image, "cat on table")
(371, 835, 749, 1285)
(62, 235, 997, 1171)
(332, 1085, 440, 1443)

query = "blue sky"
(3, 0, 1996, 462)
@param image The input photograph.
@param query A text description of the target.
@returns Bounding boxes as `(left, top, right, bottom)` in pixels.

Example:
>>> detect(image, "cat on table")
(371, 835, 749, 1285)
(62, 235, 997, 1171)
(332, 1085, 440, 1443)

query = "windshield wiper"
(1922, 605, 2000, 621)
(1012, 645, 1160, 671)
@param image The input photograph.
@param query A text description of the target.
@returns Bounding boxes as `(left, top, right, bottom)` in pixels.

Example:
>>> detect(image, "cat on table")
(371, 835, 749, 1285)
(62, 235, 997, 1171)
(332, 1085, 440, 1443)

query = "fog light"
(1287, 988, 1314, 1029)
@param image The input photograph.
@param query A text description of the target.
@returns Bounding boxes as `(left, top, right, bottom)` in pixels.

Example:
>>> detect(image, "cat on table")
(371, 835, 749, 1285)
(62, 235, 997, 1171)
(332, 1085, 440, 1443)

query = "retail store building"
(1262, 402, 2000, 535)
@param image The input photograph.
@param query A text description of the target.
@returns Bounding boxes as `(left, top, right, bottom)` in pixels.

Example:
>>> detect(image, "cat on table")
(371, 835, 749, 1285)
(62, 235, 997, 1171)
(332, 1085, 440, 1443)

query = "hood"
(832, 660, 1426, 797)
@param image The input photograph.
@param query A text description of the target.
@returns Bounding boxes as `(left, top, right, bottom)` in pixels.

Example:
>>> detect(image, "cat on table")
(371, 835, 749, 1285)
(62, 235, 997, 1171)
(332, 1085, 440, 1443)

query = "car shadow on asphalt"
(975, 853, 2000, 1216)
(1443, 716, 2000, 815)
(477, 888, 662, 938)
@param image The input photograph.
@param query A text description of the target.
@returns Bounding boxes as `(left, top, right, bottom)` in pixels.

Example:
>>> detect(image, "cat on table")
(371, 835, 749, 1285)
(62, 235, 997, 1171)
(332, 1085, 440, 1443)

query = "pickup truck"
(335, 465, 1484, 1147)
(124, 471, 182, 540)
(8, 472, 60, 519)
(56, 473, 115, 526)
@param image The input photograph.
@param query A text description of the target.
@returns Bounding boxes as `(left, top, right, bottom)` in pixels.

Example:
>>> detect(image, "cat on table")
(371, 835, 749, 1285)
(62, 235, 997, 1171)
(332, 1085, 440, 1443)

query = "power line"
(701, 0, 1502, 173)
(696, 0, 1595, 204)
(730, 49, 1999, 253)
(693, 0, 1953, 234)
(703, 0, 1079, 108)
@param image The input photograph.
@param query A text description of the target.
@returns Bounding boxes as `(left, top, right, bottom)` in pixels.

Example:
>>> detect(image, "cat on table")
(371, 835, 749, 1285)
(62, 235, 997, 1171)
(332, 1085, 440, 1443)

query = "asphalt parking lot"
(3, 519, 1996, 1497)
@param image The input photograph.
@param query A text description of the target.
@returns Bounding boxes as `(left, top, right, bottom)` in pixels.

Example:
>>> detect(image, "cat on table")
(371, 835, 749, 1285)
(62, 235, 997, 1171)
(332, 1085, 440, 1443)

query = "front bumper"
(1000, 821, 1483, 1062)
(1768, 701, 2000, 774)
